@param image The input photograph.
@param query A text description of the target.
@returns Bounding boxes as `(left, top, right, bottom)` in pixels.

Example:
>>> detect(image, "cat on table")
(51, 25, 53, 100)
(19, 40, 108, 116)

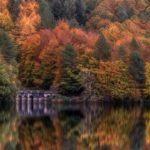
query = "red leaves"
(19, 20, 98, 87)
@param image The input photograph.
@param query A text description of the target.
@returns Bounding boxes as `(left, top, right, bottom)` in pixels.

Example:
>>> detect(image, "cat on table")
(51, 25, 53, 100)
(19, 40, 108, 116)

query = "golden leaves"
(16, 0, 41, 41)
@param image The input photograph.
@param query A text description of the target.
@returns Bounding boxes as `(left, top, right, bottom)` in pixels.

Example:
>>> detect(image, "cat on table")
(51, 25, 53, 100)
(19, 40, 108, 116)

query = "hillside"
(87, 0, 150, 59)
(1, 0, 150, 100)
(0, 0, 18, 100)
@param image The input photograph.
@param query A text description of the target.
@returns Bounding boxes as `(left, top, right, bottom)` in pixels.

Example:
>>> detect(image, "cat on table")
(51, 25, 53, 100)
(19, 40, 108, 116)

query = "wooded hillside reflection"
(2, 100, 150, 150)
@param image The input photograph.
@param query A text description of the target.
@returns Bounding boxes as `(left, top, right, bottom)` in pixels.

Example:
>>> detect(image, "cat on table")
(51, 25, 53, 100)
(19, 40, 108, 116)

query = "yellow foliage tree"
(143, 62, 150, 97)
(97, 60, 140, 99)
(0, 0, 13, 30)
(15, 0, 41, 44)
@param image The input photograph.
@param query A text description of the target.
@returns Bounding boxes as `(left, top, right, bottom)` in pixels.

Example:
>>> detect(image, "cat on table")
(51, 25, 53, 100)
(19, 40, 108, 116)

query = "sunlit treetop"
(0, 0, 13, 30)
(15, 0, 41, 44)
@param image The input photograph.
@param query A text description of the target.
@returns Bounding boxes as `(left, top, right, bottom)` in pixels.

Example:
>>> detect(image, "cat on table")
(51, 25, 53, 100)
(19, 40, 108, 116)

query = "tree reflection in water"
(130, 110, 145, 150)
(0, 99, 18, 150)
(2, 101, 150, 150)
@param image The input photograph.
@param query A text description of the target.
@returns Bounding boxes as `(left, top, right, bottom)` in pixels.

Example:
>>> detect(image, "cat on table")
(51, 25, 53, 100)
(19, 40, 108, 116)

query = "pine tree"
(131, 37, 139, 51)
(51, 0, 64, 20)
(129, 51, 145, 84)
(0, 65, 14, 98)
(59, 44, 83, 95)
(62, 44, 77, 68)
(75, 0, 86, 25)
(64, 0, 76, 20)
(37, 0, 55, 29)
(94, 34, 111, 60)
(0, 30, 16, 64)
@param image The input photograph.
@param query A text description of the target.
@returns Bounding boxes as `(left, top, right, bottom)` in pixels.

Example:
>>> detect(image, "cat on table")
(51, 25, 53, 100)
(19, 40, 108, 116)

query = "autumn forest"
(1, 0, 150, 101)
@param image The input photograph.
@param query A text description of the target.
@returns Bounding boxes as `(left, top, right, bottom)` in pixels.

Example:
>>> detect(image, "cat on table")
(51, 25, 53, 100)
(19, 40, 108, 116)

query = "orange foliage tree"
(0, 0, 13, 30)
(19, 21, 98, 89)
(86, 0, 150, 60)
(15, 0, 41, 44)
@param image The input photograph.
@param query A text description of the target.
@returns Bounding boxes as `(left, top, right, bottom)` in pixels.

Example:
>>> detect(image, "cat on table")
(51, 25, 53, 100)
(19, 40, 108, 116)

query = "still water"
(1, 100, 150, 150)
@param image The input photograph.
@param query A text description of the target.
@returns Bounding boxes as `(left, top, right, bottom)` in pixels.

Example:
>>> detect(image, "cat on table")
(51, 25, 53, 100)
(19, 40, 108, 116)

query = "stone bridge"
(16, 90, 57, 116)
(16, 90, 100, 118)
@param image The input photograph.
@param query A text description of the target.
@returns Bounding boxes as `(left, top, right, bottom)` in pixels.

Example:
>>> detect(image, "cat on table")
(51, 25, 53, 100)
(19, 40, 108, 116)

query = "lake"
(1, 100, 150, 150)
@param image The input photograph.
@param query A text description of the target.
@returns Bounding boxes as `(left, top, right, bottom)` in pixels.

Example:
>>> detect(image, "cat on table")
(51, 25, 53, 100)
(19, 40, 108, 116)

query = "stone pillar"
(27, 94, 32, 114)
(39, 97, 44, 111)
(33, 96, 38, 112)
(22, 95, 27, 113)
(16, 95, 21, 113)
(44, 95, 48, 114)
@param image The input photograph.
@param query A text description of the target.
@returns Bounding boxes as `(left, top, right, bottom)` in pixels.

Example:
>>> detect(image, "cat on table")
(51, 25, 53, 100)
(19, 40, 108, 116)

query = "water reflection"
(0, 100, 19, 150)
(2, 100, 150, 150)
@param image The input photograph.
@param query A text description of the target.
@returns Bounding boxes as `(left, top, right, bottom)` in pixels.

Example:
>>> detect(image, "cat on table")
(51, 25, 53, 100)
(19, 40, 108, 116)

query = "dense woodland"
(1, 0, 150, 100)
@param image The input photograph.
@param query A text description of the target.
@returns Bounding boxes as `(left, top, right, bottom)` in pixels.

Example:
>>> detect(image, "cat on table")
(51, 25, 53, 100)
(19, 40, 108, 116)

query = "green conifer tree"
(37, 0, 55, 29)
(131, 37, 139, 51)
(129, 51, 145, 84)
(0, 30, 16, 64)
(59, 44, 83, 95)
(94, 34, 111, 60)
(75, 0, 86, 25)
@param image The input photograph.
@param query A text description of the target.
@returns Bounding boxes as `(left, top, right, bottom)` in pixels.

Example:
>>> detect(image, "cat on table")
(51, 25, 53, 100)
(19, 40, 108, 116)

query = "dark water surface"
(1, 100, 150, 150)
